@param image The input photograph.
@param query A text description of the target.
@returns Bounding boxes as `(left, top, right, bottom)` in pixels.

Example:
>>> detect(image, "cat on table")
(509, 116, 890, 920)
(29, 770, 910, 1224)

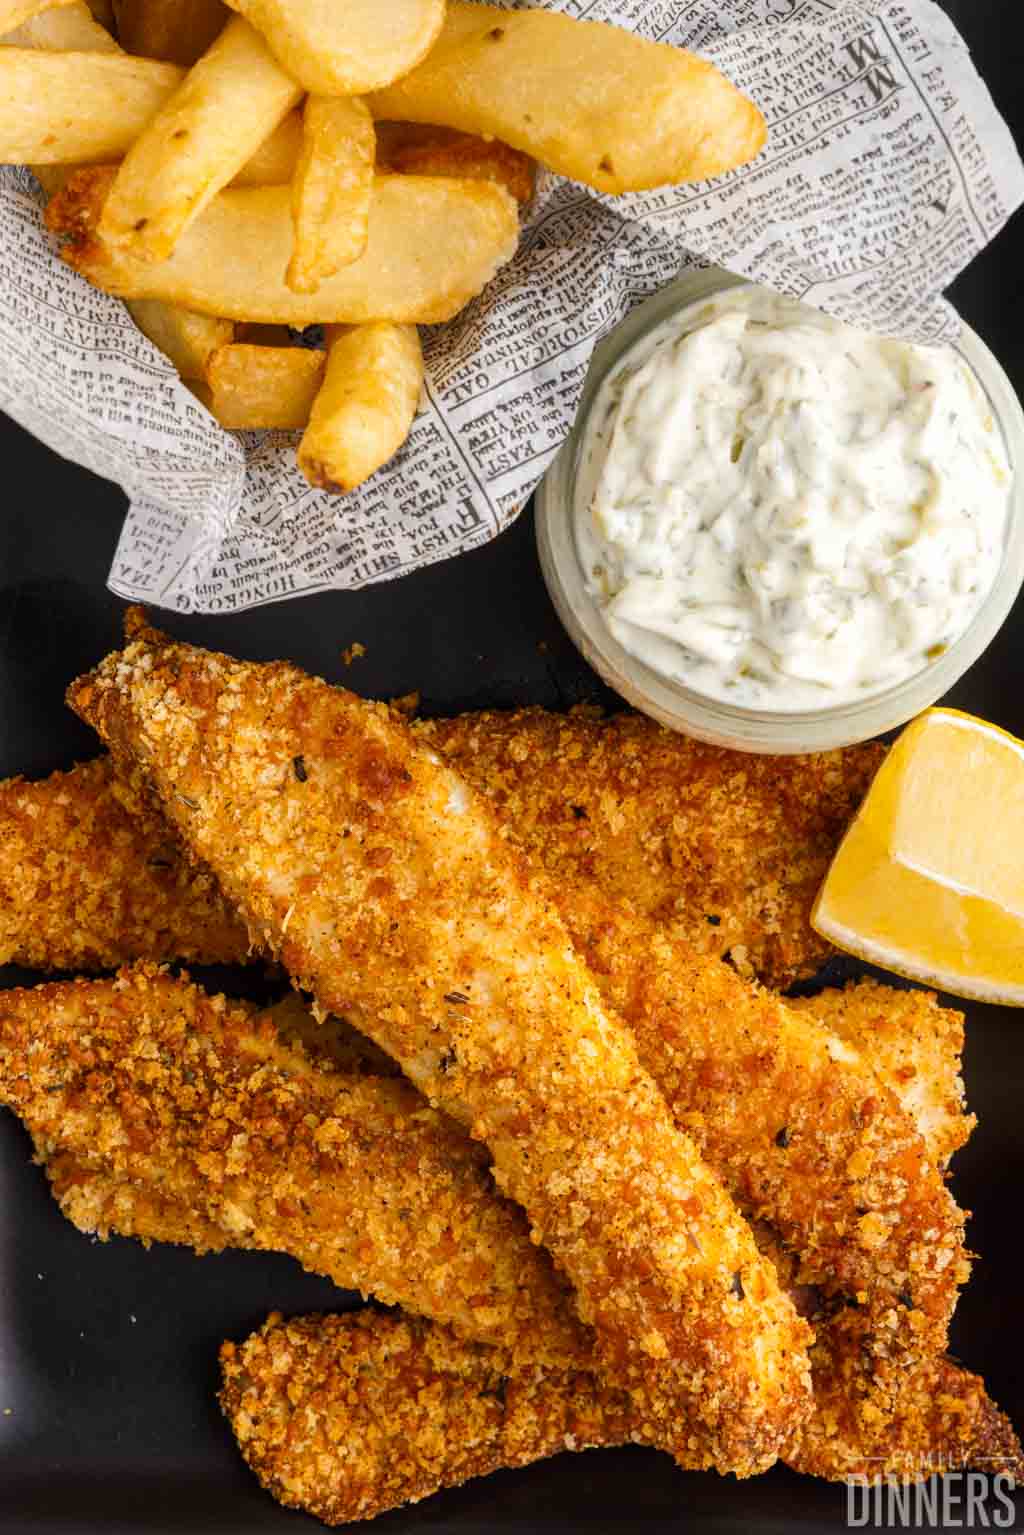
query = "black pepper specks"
(775, 1126, 790, 1148)
(705, 914, 721, 927)
(731, 1272, 745, 1300)
(444, 992, 470, 1006)
(293, 755, 308, 782)
(570, 806, 587, 820)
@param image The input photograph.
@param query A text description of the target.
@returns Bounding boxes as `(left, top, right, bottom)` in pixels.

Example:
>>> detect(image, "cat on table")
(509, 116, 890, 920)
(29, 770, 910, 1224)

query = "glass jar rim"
(536, 268, 1024, 754)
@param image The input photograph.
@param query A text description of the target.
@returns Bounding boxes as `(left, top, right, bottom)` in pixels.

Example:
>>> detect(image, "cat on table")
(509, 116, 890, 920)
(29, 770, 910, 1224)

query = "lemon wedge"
(812, 708, 1024, 1004)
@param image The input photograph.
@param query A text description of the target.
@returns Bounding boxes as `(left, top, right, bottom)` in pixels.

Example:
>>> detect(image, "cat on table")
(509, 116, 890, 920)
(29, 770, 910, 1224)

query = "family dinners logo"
(846, 1469, 1017, 1529)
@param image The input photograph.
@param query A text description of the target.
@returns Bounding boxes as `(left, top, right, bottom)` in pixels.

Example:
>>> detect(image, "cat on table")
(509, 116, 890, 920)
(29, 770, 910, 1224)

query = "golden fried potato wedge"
(203, 343, 325, 429)
(288, 96, 374, 295)
(222, 0, 444, 96)
(98, 17, 301, 263)
(48, 169, 520, 325)
(1, 0, 114, 47)
(0, 50, 180, 163)
(298, 322, 422, 492)
(0, 0, 76, 40)
(370, 2, 766, 193)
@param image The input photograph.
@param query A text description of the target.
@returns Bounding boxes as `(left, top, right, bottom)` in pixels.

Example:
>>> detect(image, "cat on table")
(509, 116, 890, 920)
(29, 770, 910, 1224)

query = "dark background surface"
(2, 3, 1023, 1530)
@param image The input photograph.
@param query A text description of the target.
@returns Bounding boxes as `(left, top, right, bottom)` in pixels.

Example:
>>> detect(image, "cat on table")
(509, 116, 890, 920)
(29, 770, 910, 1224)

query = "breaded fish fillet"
(0, 710, 881, 983)
(67, 628, 964, 1417)
(219, 1311, 1022, 1526)
(5, 674, 964, 1428)
(0, 741, 967, 1189)
(69, 631, 812, 1476)
(0, 967, 587, 1362)
(1, 966, 998, 1490)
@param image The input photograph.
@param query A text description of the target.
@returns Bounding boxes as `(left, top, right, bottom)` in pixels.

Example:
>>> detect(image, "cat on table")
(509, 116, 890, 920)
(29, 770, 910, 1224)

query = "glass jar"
(536, 268, 1024, 754)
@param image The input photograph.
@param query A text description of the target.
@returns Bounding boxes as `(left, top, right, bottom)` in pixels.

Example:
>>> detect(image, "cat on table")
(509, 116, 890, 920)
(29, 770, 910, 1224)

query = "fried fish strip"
(219, 1311, 1022, 1526)
(1, 708, 880, 981)
(8, 676, 964, 1390)
(3, 690, 966, 1400)
(69, 631, 812, 1475)
(3, 964, 998, 1493)
(0, 966, 588, 1362)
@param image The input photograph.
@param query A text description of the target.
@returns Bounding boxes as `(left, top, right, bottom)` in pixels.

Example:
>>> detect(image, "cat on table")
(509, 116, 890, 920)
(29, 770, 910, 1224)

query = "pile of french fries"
(0, 0, 765, 495)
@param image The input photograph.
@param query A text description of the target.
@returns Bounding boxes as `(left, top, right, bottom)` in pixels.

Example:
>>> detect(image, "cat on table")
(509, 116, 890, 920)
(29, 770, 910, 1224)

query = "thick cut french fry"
(126, 298, 232, 378)
(223, 0, 443, 97)
(287, 96, 374, 295)
(376, 120, 534, 205)
(0, 50, 181, 163)
(204, 343, 325, 429)
(0, 0, 75, 39)
(98, 16, 301, 263)
(298, 322, 421, 492)
(111, 0, 227, 65)
(8, 9, 237, 401)
(48, 170, 520, 326)
(370, 2, 766, 193)
(0, 49, 297, 176)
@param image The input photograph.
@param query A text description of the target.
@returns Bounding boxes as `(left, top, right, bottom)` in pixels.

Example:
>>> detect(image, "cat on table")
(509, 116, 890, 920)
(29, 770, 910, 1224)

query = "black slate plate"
(2, 4, 1023, 1529)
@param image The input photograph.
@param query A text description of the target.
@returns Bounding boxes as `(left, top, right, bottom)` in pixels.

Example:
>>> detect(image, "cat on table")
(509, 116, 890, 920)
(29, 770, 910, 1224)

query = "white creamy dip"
(576, 286, 1012, 711)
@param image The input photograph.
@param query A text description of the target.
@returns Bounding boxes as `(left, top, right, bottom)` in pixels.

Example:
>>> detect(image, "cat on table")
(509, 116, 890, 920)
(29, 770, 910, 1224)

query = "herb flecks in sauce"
(576, 287, 1011, 711)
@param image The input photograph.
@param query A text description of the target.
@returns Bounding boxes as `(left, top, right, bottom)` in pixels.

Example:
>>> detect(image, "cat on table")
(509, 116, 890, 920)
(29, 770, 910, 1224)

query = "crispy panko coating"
(220, 1311, 639, 1526)
(1, 705, 879, 983)
(7, 673, 965, 1421)
(0, 967, 587, 1360)
(790, 1347, 1022, 1483)
(69, 628, 813, 1476)
(0, 755, 245, 969)
(219, 1311, 1021, 1526)
(420, 707, 884, 989)
(790, 980, 973, 1170)
(2, 966, 999, 1491)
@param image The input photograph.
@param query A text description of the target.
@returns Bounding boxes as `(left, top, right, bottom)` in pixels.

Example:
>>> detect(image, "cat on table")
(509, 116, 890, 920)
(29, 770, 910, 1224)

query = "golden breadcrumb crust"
(1, 703, 879, 983)
(70, 628, 813, 1475)
(412, 718, 969, 1427)
(791, 980, 974, 1170)
(420, 707, 883, 988)
(0, 966, 586, 1360)
(9, 704, 965, 1382)
(0, 756, 244, 969)
(1, 964, 1000, 1490)
(3, 691, 971, 1459)
(219, 1311, 1021, 1525)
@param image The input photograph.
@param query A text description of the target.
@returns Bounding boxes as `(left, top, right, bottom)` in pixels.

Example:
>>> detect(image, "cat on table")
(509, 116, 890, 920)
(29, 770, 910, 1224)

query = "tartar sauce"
(576, 286, 1012, 711)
